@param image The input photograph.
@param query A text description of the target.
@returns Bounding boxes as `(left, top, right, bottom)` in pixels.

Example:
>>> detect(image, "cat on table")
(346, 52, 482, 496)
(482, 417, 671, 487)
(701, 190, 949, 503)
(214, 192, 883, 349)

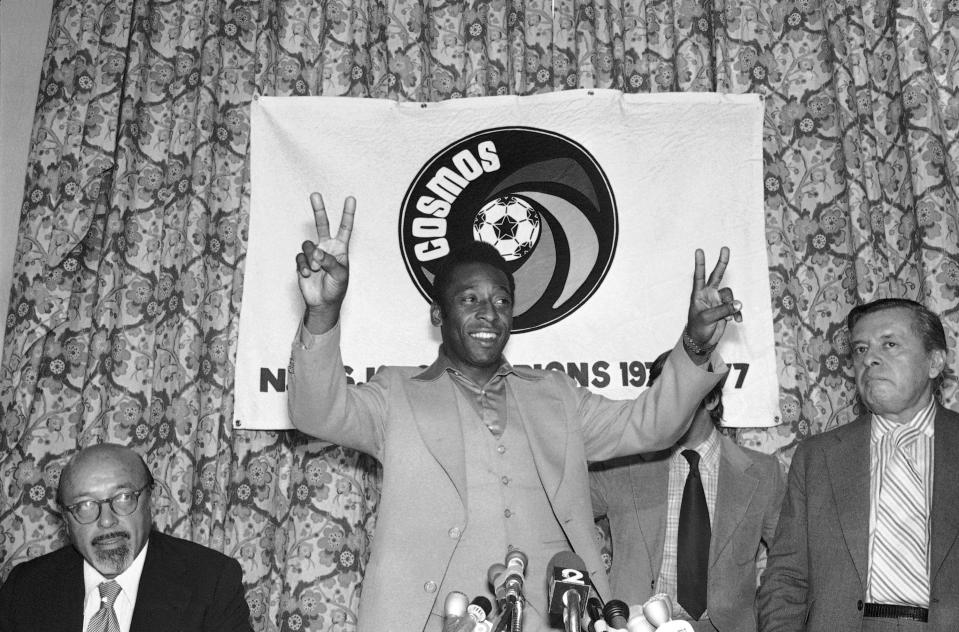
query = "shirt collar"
(872, 398, 936, 439)
(673, 426, 721, 471)
(82, 538, 149, 612)
(412, 345, 538, 384)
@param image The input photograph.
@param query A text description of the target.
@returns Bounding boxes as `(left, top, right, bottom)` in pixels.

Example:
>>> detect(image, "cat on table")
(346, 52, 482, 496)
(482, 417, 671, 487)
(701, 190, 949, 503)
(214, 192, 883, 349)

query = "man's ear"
(430, 302, 443, 327)
(929, 348, 947, 379)
(704, 393, 720, 411)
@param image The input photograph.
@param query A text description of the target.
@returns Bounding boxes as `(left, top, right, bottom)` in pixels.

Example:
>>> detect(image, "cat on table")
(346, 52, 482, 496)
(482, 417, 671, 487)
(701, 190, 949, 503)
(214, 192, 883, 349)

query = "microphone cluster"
(442, 549, 691, 632)
(587, 594, 694, 632)
(444, 549, 529, 632)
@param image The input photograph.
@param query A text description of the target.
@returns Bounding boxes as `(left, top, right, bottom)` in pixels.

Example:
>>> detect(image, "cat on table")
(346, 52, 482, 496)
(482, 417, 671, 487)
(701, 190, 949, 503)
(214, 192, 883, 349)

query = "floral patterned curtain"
(1, 0, 957, 630)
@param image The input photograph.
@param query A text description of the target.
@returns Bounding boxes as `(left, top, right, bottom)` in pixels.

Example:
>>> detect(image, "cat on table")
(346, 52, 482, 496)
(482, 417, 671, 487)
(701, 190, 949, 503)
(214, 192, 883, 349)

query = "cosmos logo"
(399, 127, 618, 333)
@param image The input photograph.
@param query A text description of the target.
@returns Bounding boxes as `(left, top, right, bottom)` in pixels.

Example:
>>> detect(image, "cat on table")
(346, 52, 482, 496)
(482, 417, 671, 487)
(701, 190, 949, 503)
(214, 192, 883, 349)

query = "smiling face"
(60, 445, 153, 578)
(431, 261, 514, 385)
(851, 307, 946, 423)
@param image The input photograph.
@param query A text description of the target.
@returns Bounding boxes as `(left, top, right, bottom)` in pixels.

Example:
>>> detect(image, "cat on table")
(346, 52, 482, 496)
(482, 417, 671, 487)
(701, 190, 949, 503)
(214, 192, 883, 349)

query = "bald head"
(58, 444, 152, 505)
(58, 443, 154, 578)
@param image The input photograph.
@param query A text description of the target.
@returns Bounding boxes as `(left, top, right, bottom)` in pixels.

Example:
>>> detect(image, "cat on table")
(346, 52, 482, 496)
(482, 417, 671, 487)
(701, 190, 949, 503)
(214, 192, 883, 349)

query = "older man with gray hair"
(759, 298, 959, 631)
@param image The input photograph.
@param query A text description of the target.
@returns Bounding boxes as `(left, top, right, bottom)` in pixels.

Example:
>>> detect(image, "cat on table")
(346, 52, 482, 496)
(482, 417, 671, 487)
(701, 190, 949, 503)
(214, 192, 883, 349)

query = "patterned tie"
(870, 426, 929, 605)
(677, 449, 710, 620)
(87, 580, 122, 632)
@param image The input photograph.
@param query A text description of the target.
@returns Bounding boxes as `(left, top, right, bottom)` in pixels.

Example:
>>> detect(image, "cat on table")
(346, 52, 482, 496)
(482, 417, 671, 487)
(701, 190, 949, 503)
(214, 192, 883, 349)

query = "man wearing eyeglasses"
(0, 443, 253, 632)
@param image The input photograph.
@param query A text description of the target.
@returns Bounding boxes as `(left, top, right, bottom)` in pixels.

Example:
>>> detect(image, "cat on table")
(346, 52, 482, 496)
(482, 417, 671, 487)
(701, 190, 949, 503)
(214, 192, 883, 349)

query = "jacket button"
(449, 527, 461, 539)
(857, 600, 863, 611)
(424, 581, 437, 593)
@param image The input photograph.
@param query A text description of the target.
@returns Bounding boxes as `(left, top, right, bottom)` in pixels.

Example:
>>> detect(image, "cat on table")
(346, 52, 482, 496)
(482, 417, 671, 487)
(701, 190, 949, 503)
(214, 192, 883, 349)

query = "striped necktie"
(870, 425, 929, 605)
(87, 580, 122, 632)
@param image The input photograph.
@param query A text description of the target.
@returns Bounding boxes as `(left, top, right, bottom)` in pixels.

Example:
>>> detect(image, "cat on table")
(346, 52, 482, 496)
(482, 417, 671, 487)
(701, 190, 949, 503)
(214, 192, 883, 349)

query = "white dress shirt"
(81, 541, 149, 632)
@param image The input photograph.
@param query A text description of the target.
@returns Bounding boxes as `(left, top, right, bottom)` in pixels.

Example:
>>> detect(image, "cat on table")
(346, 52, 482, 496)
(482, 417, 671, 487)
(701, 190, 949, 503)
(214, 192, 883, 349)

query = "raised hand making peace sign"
(295, 193, 356, 334)
(683, 246, 741, 363)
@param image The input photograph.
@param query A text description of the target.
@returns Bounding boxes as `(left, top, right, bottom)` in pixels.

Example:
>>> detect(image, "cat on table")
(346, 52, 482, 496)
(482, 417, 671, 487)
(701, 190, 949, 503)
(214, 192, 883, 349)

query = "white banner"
(237, 90, 778, 430)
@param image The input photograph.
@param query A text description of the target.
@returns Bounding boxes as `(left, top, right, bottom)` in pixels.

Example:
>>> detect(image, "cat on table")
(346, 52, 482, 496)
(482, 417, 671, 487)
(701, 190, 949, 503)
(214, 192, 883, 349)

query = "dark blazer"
(591, 434, 785, 632)
(757, 406, 959, 631)
(0, 531, 252, 632)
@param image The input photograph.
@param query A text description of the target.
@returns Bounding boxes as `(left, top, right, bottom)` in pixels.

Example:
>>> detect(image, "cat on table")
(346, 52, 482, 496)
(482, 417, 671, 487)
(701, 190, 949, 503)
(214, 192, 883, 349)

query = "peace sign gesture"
(684, 247, 742, 361)
(295, 193, 356, 334)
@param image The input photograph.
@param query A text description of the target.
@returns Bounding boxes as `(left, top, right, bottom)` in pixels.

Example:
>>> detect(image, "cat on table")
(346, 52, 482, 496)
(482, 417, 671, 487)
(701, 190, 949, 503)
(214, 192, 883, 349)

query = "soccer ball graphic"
(472, 196, 542, 261)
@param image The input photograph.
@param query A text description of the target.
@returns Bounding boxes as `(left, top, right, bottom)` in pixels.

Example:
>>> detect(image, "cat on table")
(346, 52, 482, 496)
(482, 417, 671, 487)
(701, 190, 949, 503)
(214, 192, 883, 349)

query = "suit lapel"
(512, 375, 615, 593)
(930, 407, 959, 584)
(410, 377, 468, 505)
(631, 456, 669, 580)
(130, 533, 191, 632)
(512, 376, 566, 500)
(46, 546, 85, 632)
(825, 416, 871, 587)
(709, 436, 759, 568)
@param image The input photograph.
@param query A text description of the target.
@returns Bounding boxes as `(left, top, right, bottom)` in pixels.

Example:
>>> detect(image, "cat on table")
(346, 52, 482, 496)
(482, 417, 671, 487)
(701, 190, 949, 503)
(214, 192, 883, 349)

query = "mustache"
(92, 531, 130, 545)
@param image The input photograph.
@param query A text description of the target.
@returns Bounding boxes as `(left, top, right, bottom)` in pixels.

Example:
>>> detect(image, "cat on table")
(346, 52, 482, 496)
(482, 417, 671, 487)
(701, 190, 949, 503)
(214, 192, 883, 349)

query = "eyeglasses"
(63, 483, 152, 524)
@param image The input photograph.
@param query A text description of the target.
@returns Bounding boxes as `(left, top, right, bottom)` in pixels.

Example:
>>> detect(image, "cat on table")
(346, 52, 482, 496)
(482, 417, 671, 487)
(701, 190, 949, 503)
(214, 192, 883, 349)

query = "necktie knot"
(682, 449, 701, 472)
(98, 580, 121, 606)
(87, 580, 122, 632)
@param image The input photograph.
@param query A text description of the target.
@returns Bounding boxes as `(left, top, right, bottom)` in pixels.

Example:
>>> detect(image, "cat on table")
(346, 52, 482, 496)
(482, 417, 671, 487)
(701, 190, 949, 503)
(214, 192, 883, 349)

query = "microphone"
(603, 599, 630, 630)
(487, 562, 509, 605)
(502, 549, 528, 602)
(443, 591, 476, 632)
(445, 591, 470, 618)
(546, 551, 591, 632)
(641, 594, 694, 632)
(489, 550, 528, 632)
(625, 611, 655, 632)
(469, 595, 493, 623)
(469, 595, 494, 631)
(586, 598, 609, 632)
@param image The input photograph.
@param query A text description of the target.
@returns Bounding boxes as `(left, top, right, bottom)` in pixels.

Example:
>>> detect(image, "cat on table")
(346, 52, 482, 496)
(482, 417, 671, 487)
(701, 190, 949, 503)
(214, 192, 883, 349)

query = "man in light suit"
(758, 298, 959, 630)
(287, 193, 743, 631)
(591, 349, 784, 631)
(0, 443, 252, 632)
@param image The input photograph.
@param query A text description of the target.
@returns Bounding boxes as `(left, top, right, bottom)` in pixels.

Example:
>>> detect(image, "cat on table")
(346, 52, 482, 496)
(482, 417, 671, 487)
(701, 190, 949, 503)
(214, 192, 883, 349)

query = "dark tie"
(677, 449, 710, 620)
(87, 580, 122, 632)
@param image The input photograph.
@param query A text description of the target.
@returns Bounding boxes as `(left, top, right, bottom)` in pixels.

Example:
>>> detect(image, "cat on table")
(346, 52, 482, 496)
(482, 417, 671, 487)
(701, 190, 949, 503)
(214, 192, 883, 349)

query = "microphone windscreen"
(587, 597, 605, 621)
(546, 550, 588, 576)
(505, 549, 528, 576)
(626, 613, 656, 632)
(641, 593, 673, 627)
(444, 591, 469, 618)
(470, 595, 493, 617)
(487, 563, 507, 586)
(546, 551, 591, 616)
(603, 599, 630, 628)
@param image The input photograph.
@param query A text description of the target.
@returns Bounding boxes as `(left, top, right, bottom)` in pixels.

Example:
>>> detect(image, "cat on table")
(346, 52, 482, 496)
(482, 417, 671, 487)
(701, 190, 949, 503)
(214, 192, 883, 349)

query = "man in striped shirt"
(758, 298, 959, 631)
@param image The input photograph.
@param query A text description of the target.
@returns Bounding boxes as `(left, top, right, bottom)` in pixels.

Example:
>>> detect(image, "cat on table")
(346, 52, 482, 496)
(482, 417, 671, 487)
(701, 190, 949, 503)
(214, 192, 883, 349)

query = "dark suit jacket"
(0, 531, 252, 632)
(757, 406, 959, 631)
(591, 434, 785, 632)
